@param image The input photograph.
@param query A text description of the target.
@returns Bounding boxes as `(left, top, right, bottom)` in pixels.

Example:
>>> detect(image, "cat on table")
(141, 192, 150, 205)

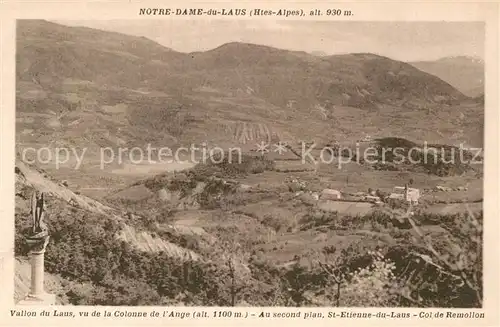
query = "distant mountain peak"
(410, 55, 484, 97)
(212, 41, 275, 51)
(310, 51, 328, 57)
(437, 55, 484, 65)
(16, 20, 480, 153)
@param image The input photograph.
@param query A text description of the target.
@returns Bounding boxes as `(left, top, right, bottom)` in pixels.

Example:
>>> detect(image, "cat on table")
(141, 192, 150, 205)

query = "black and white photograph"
(13, 19, 485, 309)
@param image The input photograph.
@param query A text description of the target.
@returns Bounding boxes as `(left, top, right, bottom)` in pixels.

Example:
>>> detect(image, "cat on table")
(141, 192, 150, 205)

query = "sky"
(54, 20, 484, 62)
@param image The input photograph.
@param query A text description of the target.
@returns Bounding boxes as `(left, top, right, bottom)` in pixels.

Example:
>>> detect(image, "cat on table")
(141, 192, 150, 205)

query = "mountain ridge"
(16, 20, 483, 161)
(410, 56, 484, 97)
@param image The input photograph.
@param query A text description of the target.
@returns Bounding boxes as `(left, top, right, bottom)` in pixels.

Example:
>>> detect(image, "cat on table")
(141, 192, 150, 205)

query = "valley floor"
(15, 154, 483, 307)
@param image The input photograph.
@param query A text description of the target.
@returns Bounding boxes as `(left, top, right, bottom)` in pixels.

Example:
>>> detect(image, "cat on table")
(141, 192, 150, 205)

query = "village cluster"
(286, 177, 421, 207)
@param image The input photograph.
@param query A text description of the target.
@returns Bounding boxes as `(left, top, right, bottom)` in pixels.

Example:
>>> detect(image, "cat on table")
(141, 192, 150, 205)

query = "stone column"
(18, 236, 56, 305)
(18, 191, 56, 305)
(29, 249, 46, 297)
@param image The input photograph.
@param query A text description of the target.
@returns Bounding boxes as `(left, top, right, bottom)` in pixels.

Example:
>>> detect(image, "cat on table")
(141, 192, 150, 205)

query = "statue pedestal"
(19, 236, 56, 306)
(18, 292, 56, 305)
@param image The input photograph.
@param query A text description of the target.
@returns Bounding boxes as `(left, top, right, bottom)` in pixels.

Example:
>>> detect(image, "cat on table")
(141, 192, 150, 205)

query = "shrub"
(261, 213, 291, 233)
(340, 250, 398, 307)
(193, 154, 275, 179)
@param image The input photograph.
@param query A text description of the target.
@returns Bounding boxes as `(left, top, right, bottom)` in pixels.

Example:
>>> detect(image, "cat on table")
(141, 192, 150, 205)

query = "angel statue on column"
(30, 191, 47, 235)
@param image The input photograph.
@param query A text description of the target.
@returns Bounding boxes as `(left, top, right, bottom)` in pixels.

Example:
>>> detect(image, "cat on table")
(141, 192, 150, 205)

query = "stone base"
(18, 292, 56, 305)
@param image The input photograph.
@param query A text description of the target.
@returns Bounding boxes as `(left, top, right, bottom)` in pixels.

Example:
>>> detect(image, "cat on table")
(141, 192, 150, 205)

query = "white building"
(320, 189, 342, 200)
(389, 186, 420, 205)
(364, 195, 382, 204)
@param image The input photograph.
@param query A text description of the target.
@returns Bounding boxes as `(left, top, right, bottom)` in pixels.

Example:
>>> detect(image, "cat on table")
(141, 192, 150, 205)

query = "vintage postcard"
(0, 1, 499, 326)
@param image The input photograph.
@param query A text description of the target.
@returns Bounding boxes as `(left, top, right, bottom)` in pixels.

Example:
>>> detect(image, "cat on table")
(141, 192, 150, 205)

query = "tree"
(209, 233, 251, 306)
(340, 250, 398, 307)
(313, 246, 348, 307)
(313, 244, 399, 307)
(402, 205, 483, 307)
